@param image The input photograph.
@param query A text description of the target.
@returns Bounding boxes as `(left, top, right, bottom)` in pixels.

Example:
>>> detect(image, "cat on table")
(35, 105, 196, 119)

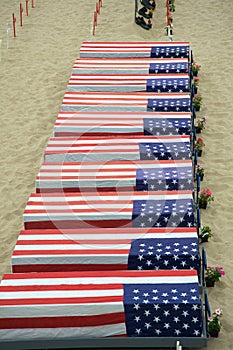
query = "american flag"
(44, 135, 191, 163)
(67, 74, 190, 93)
(61, 92, 191, 112)
(0, 270, 203, 341)
(23, 190, 196, 230)
(72, 58, 189, 75)
(79, 42, 189, 58)
(12, 227, 199, 273)
(54, 112, 191, 137)
(36, 160, 193, 193)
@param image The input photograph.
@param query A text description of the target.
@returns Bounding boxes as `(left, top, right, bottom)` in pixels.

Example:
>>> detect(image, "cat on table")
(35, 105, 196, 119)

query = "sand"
(0, 0, 233, 349)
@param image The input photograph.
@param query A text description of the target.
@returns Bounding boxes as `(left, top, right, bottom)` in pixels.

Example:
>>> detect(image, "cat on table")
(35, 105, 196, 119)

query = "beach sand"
(0, 0, 233, 349)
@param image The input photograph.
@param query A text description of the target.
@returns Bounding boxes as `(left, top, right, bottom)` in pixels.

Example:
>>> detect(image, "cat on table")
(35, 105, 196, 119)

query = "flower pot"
(195, 105, 201, 112)
(193, 71, 198, 77)
(196, 126, 202, 134)
(209, 329, 219, 338)
(194, 87, 198, 94)
(206, 279, 215, 287)
(199, 200, 207, 209)
(200, 235, 208, 243)
(197, 150, 202, 157)
(200, 174, 204, 181)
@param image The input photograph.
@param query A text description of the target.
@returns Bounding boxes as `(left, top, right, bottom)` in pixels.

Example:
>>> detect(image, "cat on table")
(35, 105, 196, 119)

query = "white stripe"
(25, 204, 134, 210)
(39, 162, 192, 171)
(14, 244, 131, 251)
(2, 275, 198, 286)
(48, 135, 190, 143)
(0, 289, 123, 299)
(12, 255, 129, 265)
(0, 302, 124, 318)
(16, 232, 198, 241)
(28, 193, 192, 201)
(74, 58, 188, 63)
(0, 323, 126, 340)
(38, 171, 136, 177)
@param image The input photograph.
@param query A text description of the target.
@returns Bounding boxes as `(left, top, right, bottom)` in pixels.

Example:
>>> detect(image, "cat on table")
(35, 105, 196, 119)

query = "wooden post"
(26, 0, 29, 16)
(20, 3, 23, 26)
(98, 0, 101, 13)
(96, 2, 100, 15)
(12, 13, 17, 37)
(94, 11, 97, 26)
(32, 0, 35, 8)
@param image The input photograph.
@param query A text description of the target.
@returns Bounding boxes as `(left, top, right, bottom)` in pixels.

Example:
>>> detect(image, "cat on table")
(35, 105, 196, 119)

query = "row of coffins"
(0, 42, 209, 349)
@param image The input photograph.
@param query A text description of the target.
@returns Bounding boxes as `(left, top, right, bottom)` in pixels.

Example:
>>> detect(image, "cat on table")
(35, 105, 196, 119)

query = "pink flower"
(215, 308, 222, 316)
(208, 317, 213, 322)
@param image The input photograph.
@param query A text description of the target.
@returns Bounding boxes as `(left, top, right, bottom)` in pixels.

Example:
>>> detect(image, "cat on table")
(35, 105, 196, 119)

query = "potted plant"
(195, 115, 207, 133)
(164, 24, 173, 36)
(192, 93, 202, 111)
(169, 3, 175, 12)
(198, 187, 214, 209)
(194, 137, 205, 157)
(205, 266, 225, 287)
(199, 225, 212, 242)
(196, 162, 205, 181)
(193, 77, 200, 94)
(192, 60, 201, 77)
(208, 308, 223, 337)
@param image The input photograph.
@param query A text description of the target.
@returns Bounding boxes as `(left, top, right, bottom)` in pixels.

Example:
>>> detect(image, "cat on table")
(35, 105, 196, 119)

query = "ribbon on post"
(12, 13, 17, 37)
(96, 2, 100, 15)
(94, 10, 97, 26)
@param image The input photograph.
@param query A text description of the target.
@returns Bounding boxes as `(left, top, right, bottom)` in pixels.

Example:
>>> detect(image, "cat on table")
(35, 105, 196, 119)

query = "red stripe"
(3, 269, 197, 280)
(0, 312, 125, 329)
(13, 249, 129, 255)
(16, 239, 130, 245)
(24, 219, 132, 230)
(24, 209, 132, 214)
(12, 264, 127, 273)
(0, 295, 123, 306)
(0, 284, 123, 292)
(37, 175, 135, 180)
(36, 186, 135, 193)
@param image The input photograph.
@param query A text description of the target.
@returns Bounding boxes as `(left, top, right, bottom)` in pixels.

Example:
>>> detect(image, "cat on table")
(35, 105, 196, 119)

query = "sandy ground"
(0, 0, 233, 349)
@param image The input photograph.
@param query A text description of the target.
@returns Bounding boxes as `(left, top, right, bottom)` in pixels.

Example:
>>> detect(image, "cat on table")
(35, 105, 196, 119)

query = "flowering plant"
(195, 137, 205, 152)
(200, 225, 212, 239)
(199, 187, 214, 204)
(192, 60, 201, 74)
(192, 93, 202, 109)
(193, 77, 200, 89)
(205, 266, 225, 283)
(208, 308, 223, 334)
(196, 162, 205, 177)
(196, 115, 207, 131)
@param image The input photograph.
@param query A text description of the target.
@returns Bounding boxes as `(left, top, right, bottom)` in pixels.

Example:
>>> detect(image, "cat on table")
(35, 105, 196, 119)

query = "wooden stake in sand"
(26, 0, 29, 16)
(12, 13, 16, 37)
(20, 3, 23, 26)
